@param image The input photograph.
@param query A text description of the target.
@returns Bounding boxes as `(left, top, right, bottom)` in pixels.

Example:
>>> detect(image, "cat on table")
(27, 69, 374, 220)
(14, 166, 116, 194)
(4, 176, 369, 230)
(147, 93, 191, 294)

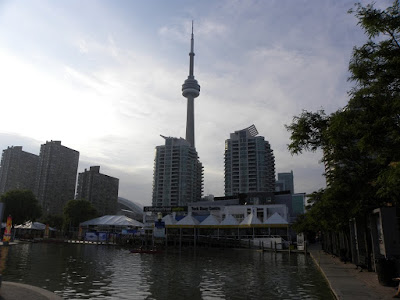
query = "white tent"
(199, 214, 220, 226)
(240, 214, 262, 226)
(15, 221, 56, 231)
(220, 214, 239, 226)
(264, 212, 288, 225)
(162, 214, 177, 225)
(176, 214, 200, 226)
(80, 215, 144, 227)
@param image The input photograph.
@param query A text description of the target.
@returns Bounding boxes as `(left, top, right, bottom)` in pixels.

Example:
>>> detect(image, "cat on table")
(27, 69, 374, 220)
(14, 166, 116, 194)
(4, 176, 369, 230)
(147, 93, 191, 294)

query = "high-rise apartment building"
(224, 125, 275, 196)
(152, 137, 203, 206)
(76, 166, 119, 216)
(34, 141, 79, 215)
(152, 24, 203, 207)
(0, 146, 38, 195)
(277, 171, 294, 194)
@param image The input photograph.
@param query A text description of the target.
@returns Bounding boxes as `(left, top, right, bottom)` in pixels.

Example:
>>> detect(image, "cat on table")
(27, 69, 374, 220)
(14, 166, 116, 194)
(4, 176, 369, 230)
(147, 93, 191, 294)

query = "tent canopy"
(199, 214, 220, 226)
(220, 214, 239, 226)
(162, 214, 177, 225)
(176, 214, 200, 226)
(80, 215, 144, 227)
(240, 214, 262, 226)
(264, 212, 288, 225)
(15, 221, 56, 231)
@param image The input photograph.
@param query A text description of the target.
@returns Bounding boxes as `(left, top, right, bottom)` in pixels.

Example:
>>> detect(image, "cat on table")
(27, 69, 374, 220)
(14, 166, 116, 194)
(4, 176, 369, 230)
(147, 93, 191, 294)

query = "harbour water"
(0, 243, 334, 299)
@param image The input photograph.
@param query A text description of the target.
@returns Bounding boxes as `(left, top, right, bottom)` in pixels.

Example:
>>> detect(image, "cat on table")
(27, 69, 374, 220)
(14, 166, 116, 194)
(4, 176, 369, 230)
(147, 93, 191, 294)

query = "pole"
(179, 228, 182, 250)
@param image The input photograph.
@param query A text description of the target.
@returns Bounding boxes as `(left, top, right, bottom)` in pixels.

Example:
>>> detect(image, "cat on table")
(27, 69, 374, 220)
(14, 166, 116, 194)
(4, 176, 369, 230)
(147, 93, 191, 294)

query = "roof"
(240, 214, 262, 226)
(220, 214, 239, 226)
(15, 221, 56, 231)
(176, 214, 200, 226)
(199, 214, 220, 226)
(162, 214, 177, 225)
(117, 197, 144, 215)
(80, 215, 144, 227)
(264, 212, 288, 225)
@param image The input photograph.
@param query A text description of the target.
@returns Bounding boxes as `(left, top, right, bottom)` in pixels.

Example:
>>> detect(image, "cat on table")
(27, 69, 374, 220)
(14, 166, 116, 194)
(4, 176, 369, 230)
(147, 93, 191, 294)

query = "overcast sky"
(0, 0, 392, 206)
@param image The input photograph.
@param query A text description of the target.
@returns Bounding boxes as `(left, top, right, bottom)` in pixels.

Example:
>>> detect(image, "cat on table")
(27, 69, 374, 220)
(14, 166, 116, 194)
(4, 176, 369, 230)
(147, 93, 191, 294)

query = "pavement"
(309, 243, 398, 299)
(0, 281, 62, 300)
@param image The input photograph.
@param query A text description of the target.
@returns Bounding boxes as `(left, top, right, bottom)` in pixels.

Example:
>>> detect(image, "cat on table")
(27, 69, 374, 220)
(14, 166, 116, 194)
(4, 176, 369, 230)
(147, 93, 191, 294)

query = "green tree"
(40, 214, 64, 230)
(0, 190, 42, 225)
(286, 0, 400, 232)
(63, 199, 97, 230)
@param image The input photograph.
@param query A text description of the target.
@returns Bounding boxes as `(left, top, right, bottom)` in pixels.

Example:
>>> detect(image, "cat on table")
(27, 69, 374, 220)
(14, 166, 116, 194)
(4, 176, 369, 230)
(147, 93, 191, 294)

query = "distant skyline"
(0, 0, 392, 206)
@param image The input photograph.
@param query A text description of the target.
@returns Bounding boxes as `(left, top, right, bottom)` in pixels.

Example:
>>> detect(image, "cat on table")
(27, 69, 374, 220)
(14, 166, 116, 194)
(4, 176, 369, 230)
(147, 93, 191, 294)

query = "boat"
(130, 248, 162, 254)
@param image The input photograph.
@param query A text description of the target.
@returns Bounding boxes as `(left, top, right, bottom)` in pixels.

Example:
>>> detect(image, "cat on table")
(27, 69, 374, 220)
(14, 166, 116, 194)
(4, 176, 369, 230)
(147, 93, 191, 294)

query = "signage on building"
(153, 220, 166, 238)
(191, 206, 221, 211)
(144, 206, 187, 213)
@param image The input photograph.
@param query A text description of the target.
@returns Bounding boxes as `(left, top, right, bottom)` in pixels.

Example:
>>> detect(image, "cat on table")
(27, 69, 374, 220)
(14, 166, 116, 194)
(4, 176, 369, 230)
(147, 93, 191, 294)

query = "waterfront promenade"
(309, 243, 398, 299)
(0, 281, 62, 300)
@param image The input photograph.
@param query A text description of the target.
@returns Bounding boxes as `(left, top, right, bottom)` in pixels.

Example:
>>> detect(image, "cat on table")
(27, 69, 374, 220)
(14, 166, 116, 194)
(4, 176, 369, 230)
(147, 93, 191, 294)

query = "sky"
(0, 0, 392, 206)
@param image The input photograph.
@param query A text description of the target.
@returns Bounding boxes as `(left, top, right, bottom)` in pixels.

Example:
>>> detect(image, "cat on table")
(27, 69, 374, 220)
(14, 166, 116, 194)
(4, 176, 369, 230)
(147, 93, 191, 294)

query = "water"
(0, 243, 334, 299)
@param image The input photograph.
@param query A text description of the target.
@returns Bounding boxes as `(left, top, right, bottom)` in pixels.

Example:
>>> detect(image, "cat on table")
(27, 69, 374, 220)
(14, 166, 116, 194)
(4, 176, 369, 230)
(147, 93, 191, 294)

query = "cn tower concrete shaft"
(182, 22, 200, 148)
(186, 97, 195, 147)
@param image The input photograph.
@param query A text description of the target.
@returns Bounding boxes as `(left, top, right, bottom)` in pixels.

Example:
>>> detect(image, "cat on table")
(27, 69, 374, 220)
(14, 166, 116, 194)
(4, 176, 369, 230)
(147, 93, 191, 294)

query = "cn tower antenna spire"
(189, 20, 195, 78)
(182, 20, 200, 148)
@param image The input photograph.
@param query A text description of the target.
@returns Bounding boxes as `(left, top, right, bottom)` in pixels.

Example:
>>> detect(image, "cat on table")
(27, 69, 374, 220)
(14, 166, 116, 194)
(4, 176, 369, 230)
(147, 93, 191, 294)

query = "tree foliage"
(40, 214, 64, 230)
(0, 190, 42, 225)
(63, 199, 97, 230)
(287, 1, 400, 233)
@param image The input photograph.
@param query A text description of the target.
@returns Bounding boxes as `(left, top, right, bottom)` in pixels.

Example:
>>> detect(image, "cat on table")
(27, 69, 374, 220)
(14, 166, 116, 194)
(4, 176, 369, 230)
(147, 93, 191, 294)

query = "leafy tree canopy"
(40, 214, 64, 230)
(0, 190, 42, 225)
(63, 199, 97, 229)
(287, 1, 400, 232)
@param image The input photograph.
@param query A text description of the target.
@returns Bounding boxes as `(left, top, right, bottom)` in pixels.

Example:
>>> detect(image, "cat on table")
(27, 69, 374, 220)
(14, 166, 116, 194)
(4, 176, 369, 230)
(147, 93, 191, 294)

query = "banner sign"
(78, 226, 82, 240)
(3, 215, 12, 243)
(191, 206, 221, 211)
(154, 221, 165, 229)
(44, 224, 50, 239)
(144, 206, 187, 213)
(85, 232, 107, 242)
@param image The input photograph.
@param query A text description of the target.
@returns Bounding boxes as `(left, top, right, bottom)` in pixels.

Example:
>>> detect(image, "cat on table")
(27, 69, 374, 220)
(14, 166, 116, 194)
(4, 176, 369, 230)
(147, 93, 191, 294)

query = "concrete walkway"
(0, 281, 62, 300)
(309, 243, 398, 299)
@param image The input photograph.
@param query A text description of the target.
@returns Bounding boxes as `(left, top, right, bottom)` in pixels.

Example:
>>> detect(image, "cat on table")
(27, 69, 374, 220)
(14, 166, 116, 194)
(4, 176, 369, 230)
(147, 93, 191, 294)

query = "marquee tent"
(175, 214, 200, 227)
(162, 214, 177, 225)
(80, 215, 144, 227)
(15, 221, 56, 231)
(199, 214, 220, 226)
(220, 214, 239, 226)
(240, 213, 262, 226)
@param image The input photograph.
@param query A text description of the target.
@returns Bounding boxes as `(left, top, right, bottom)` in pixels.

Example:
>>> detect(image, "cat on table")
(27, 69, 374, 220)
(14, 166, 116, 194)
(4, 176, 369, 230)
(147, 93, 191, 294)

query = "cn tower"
(182, 21, 200, 148)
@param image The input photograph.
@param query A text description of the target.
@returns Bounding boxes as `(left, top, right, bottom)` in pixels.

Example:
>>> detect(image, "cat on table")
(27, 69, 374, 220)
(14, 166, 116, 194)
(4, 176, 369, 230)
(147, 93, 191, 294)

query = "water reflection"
(3, 244, 334, 299)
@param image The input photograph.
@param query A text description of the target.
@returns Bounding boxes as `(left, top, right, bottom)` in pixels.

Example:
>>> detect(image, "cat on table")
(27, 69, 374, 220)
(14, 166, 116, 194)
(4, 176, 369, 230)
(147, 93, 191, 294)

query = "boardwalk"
(308, 243, 398, 299)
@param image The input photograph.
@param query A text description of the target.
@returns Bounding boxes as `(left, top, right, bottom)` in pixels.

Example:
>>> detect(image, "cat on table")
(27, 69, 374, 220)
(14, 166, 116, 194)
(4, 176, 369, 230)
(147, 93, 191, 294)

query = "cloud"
(5, 0, 389, 205)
